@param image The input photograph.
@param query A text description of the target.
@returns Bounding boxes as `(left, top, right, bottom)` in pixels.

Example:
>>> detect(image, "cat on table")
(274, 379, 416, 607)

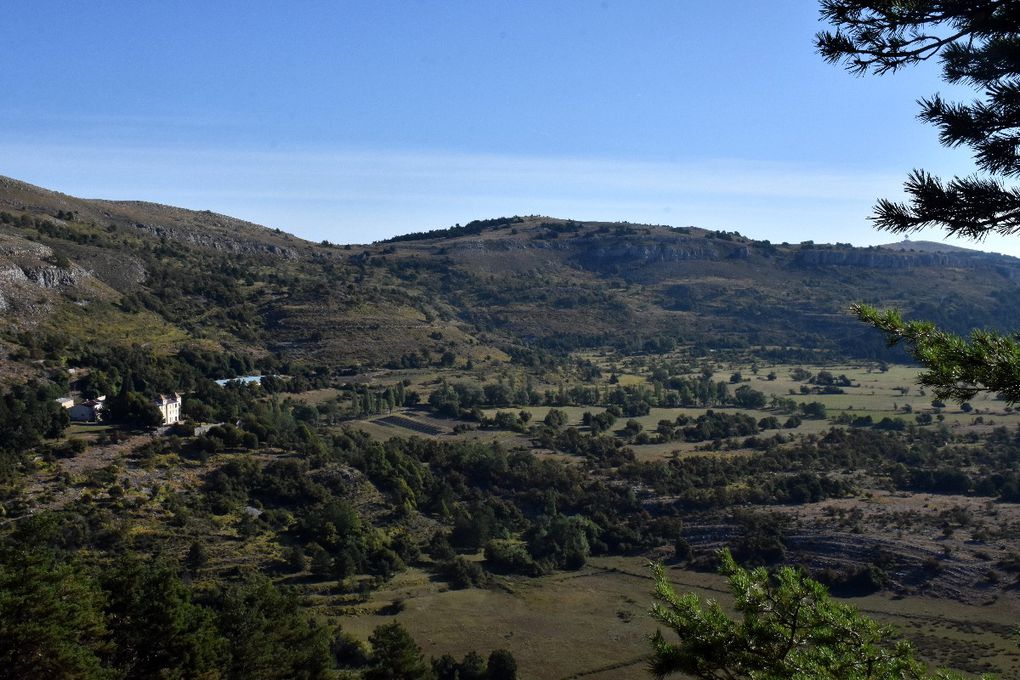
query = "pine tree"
(649, 549, 970, 679)
(0, 554, 111, 680)
(185, 540, 209, 571)
(818, 0, 1020, 402)
(486, 649, 518, 680)
(364, 622, 433, 680)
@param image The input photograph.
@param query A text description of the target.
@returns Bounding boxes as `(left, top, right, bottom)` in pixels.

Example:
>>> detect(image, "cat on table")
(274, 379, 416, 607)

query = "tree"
(108, 390, 164, 428)
(215, 575, 331, 680)
(648, 549, 967, 679)
(486, 649, 518, 680)
(456, 651, 487, 680)
(185, 540, 209, 571)
(544, 408, 568, 429)
(0, 552, 112, 680)
(733, 385, 766, 409)
(101, 558, 225, 679)
(818, 1, 1020, 402)
(0, 381, 69, 482)
(365, 622, 433, 680)
(285, 544, 307, 573)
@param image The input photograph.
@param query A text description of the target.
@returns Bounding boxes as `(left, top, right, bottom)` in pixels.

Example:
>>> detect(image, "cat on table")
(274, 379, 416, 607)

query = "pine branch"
(920, 86, 1020, 176)
(819, 1, 1020, 242)
(872, 170, 1020, 238)
(942, 37, 1020, 85)
(852, 303, 1020, 402)
(816, 0, 1006, 74)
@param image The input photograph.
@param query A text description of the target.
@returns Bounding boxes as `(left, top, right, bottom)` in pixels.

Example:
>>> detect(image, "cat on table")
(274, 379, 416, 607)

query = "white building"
(69, 396, 105, 422)
(154, 393, 182, 425)
(55, 397, 74, 410)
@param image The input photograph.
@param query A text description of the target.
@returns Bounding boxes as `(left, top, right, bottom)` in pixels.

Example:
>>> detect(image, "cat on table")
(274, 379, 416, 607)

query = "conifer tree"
(365, 622, 433, 680)
(649, 550, 973, 679)
(818, 0, 1020, 402)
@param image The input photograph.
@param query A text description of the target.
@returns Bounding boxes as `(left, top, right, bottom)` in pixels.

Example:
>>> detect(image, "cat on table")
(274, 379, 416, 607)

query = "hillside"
(3, 175, 1020, 375)
(4, 176, 1020, 678)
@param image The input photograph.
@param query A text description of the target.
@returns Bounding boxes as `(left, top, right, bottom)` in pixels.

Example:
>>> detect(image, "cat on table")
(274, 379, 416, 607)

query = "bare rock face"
(128, 221, 298, 258)
(794, 249, 953, 268)
(21, 264, 88, 288)
(793, 246, 1020, 272)
(568, 235, 730, 271)
(67, 250, 146, 291)
(443, 233, 748, 267)
(0, 265, 28, 284)
(0, 233, 97, 321)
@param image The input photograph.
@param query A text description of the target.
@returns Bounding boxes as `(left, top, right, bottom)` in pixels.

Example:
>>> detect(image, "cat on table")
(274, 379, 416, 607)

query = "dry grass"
(332, 554, 1020, 679)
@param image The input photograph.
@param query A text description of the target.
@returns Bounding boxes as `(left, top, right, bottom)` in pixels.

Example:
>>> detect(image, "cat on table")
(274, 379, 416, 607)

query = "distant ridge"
(0, 174, 303, 258)
(4, 173, 1020, 367)
(879, 239, 981, 254)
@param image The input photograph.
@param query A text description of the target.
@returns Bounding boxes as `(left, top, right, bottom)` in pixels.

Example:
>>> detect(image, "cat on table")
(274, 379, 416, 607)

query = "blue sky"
(2, 1, 1010, 253)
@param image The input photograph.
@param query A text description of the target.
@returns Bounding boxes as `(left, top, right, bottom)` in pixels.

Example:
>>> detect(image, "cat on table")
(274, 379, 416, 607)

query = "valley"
(2, 177, 1020, 678)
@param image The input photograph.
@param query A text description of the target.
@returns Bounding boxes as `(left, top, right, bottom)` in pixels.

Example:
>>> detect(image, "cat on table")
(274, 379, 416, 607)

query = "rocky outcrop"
(444, 237, 556, 253)
(444, 233, 749, 267)
(0, 265, 28, 284)
(23, 265, 85, 288)
(129, 222, 298, 258)
(794, 248, 954, 268)
(67, 250, 146, 290)
(0, 232, 96, 319)
(569, 236, 729, 269)
(0, 234, 52, 258)
(793, 247, 1020, 274)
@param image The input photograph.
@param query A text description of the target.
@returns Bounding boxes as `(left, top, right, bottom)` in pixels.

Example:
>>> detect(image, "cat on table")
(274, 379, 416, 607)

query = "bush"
(439, 556, 490, 589)
(484, 539, 539, 576)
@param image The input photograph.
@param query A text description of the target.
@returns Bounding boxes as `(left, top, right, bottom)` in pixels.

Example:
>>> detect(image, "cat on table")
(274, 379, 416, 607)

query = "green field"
(333, 362, 1016, 463)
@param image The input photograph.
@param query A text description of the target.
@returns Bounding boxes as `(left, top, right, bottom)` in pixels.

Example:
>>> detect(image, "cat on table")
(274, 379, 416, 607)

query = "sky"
(1, 1, 1013, 254)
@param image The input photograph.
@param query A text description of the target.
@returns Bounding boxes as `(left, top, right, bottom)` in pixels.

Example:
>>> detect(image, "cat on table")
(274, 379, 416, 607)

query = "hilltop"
(0, 175, 301, 257)
(880, 239, 984, 254)
(3, 175, 1020, 374)
(4, 176, 1020, 678)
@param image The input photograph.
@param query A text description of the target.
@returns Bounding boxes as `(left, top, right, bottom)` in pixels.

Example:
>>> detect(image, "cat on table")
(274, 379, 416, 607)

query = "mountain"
(6, 176, 1020, 678)
(879, 239, 983, 254)
(0, 175, 301, 257)
(3, 175, 1020, 375)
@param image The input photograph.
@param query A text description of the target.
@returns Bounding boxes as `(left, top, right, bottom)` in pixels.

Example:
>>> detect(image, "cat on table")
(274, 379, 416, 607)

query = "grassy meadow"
(331, 554, 1020, 679)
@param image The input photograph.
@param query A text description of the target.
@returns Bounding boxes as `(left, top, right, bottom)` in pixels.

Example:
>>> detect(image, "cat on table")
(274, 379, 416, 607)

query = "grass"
(45, 301, 189, 355)
(288, 388, 347, 405)
(327, 360, 1018, 462)
(334, 557, 681, 680)
(273, 359, 1020, 676)
(328, 554, 1020, 679)
(65, 423, 113, 437)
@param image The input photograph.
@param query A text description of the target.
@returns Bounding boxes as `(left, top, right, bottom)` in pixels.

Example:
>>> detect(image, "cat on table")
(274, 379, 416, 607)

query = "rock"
(129, 222, 298, 258)
(21, 265, 86, 288)
(0, 266, 27, 283)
